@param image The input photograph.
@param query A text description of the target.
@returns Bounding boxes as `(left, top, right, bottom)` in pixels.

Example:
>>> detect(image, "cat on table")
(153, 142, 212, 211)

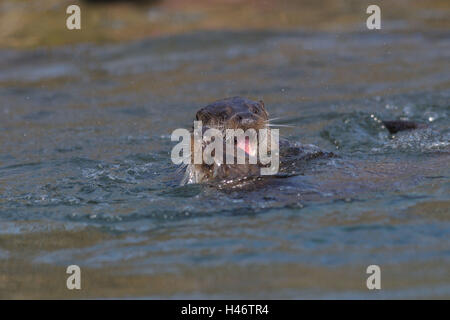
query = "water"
(0, 29, 449, 299)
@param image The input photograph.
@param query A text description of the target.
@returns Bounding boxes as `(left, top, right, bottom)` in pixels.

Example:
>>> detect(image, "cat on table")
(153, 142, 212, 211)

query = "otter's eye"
(252, 107, 259, 114)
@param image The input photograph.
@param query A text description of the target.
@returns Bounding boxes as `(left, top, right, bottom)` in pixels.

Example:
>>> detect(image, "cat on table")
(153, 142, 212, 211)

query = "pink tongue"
(237, 137, 255, 156)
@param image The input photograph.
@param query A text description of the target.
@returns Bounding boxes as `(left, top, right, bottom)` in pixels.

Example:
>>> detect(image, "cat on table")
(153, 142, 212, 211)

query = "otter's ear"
(258, 100, 266, 110)
(196, 108, 206, 121)
(258, 100, 268, 115)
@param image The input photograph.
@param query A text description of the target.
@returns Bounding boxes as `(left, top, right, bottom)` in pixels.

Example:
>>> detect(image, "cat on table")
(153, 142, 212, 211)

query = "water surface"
(0, 29, 449, 298)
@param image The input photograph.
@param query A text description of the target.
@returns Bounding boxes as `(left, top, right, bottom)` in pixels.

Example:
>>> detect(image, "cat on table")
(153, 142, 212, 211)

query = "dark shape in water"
(382, 120, 425, 134)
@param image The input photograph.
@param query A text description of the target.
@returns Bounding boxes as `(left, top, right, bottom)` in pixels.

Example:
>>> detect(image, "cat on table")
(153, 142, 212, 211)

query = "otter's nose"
(235, 113, 256, 126)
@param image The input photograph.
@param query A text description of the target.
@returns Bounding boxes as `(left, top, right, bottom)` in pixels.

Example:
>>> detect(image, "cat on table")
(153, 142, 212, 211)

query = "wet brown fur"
(184, 97, 270, 184)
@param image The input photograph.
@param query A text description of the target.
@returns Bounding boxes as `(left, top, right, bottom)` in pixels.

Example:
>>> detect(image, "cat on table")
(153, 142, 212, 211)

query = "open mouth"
(236, 136, 257, 157)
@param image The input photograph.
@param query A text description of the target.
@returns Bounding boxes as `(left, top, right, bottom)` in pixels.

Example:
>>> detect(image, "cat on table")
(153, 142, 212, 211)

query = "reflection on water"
(0, 26, 449, 298)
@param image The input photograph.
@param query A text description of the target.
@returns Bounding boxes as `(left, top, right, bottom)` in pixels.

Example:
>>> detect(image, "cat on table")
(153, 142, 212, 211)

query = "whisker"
(267, 124, 297, 128)
(265, 117, 281, 122)
(265, 117, 287, 122)
(265, 116, 292, 123)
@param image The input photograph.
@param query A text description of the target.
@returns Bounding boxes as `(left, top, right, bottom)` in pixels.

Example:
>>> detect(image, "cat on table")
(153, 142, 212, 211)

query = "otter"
(180, 96, 333, 185)
(180, 96, 423, 185)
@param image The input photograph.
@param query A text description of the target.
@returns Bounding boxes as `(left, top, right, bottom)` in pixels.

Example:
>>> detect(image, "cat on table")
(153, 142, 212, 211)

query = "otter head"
(183, 97, 272, 184)
(195, 96, 269, 131)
